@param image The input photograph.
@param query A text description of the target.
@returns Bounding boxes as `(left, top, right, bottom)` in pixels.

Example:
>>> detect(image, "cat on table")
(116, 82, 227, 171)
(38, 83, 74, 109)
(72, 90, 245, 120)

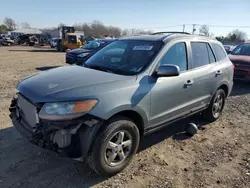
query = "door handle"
(185, 80, 193, 86)
(215, 70, 222, 76)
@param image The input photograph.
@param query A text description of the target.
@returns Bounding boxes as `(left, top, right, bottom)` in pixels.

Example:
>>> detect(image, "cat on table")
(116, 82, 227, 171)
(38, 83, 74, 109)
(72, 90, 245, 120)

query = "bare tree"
(199, 25, 210, 36)
(58, 20, 154, 38)
(4, 17, 16, 31)
(91, 20, 109, 37)
(227, 29, 247, 41)
(58, 23, 65, 29)
(108, 26, 121, 37)
(81, 23, 92, 37)
(133, 29, 153, 35)
(122, 29, 130, 36)
(21, 22, 31, 29)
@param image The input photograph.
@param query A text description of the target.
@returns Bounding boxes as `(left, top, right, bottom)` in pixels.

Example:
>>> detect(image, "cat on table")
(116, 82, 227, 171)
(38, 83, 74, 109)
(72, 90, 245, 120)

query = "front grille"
(232, 60, 250, 68)
(17, 94, 39, 128)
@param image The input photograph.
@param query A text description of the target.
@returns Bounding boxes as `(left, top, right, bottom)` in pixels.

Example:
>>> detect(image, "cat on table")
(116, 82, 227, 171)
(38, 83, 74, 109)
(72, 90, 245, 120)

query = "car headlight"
(77, 52, 89, 58)
(39, 100, 98, 120)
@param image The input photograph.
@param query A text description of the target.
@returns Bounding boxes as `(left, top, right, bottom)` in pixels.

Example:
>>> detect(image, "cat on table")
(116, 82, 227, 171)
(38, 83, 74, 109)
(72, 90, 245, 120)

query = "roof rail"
(151, 31, 191, 35)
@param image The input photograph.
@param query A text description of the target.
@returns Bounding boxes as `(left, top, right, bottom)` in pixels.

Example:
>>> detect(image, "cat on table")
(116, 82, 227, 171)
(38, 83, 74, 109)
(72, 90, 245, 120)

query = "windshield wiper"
(85, 64, 114, 73)
(84, 64, 132, 75)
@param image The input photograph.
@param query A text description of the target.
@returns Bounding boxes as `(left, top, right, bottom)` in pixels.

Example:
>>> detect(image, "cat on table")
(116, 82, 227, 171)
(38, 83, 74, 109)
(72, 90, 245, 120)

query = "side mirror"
(156, 64, 180, 77)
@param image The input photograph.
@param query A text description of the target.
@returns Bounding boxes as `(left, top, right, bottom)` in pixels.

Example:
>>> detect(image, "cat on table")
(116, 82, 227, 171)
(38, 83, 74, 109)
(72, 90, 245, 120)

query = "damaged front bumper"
(9, 97, 103, 159)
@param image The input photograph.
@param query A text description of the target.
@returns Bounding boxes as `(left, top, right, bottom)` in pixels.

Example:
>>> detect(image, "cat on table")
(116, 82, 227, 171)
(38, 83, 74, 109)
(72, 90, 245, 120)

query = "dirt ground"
(0, 46, 249, 188)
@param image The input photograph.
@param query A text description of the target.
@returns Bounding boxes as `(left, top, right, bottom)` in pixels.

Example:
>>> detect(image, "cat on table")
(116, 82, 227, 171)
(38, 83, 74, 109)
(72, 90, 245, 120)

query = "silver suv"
(9, 32, 234, 176)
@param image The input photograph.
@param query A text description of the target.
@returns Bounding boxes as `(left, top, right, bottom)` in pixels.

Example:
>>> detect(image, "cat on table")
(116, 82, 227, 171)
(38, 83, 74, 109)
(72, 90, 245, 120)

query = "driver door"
(149, 41, 198, 127)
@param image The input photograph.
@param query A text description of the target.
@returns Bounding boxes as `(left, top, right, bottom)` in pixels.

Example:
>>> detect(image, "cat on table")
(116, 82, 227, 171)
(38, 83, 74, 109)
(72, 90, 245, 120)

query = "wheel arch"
(107, 110, 145, 137)
(217, 83, 229, 97)
(79, 108, 147, 159)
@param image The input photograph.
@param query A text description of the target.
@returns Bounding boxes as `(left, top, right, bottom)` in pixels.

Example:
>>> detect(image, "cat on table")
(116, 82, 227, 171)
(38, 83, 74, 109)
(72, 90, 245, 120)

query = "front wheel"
(203, 89, 226, 122)
(87, 116, 140, 176)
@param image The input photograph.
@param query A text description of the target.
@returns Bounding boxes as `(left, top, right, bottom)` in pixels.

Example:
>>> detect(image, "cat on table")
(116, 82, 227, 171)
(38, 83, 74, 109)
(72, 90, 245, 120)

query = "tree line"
(199, 24, 248, 43)
(0, 17, 31, 33)
(59, 20, 152, 37)
(0, 17, 248, 42)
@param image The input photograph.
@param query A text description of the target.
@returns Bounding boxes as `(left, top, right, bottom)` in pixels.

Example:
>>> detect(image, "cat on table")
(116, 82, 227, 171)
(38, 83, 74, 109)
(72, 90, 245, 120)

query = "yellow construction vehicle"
(56, 26, 83, 52)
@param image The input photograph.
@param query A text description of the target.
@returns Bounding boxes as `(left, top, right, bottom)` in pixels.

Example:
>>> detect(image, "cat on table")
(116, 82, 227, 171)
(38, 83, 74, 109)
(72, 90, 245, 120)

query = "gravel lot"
(0, 46, 250, 188)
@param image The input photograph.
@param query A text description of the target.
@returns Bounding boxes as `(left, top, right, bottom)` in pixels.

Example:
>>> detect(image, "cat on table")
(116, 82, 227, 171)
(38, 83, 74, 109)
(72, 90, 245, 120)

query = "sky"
(1, 0, 250, 38)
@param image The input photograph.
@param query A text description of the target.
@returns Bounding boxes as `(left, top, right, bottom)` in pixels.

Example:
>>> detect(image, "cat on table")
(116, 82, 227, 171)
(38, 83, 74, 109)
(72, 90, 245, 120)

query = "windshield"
(231, 43, 250, 56)
(68, 35, 77, 43)
(84, 40, 163, 75)
(83, 40, 107, 49)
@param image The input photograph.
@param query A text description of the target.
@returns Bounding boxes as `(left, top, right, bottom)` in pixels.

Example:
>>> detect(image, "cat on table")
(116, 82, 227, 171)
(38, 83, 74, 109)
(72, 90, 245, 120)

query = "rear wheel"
(203, 89, 226, 122)
(87, 116, 140, 176)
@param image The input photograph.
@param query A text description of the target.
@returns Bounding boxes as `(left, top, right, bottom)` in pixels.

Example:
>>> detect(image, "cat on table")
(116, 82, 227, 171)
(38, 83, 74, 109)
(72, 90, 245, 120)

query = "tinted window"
(207, 44, 216, 63)
(84, 40, 163, 75)
(191, 42, 210, 68)
(231, 43, 250, 56)
(160, 42, 187, 71)
(211, 43, 227, 61)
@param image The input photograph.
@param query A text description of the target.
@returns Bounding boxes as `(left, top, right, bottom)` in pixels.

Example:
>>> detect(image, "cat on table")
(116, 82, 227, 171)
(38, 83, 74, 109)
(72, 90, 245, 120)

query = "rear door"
(188, 41, 220, 107)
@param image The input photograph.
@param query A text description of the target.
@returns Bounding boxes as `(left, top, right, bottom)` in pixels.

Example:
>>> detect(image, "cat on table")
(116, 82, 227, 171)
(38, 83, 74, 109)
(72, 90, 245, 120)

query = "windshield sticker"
(133, 46, 153, 50)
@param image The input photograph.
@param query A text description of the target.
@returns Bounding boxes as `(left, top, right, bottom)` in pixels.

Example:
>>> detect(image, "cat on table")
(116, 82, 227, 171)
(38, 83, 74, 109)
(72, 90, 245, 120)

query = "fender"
(103, 104, 149, 128)
(78, 121, 103, 159)
(216, 81, 231, 97)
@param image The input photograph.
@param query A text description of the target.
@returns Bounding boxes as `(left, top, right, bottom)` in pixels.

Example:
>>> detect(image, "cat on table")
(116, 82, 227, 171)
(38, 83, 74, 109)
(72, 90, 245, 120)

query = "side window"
(160, 42, 187, 71)
(211, 43, 226, 61)
(191, 42, 210, 68)
(206, 44, 216, 63)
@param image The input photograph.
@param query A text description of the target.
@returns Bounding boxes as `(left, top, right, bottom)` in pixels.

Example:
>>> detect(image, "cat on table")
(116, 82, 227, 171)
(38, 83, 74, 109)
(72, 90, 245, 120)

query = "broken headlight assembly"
(39, 100, 98, 120)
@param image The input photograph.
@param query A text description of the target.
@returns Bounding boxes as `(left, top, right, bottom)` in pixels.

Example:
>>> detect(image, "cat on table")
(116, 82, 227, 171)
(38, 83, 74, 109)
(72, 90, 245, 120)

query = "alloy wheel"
(104, 130, 132, 166)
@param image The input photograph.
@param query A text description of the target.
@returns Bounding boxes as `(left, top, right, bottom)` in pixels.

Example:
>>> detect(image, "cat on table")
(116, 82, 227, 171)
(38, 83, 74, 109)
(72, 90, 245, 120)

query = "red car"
(228, 41, 250, 81)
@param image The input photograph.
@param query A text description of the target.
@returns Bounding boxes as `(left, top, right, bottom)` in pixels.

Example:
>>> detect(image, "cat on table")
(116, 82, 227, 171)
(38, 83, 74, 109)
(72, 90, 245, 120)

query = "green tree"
(0, 24, 8, 33)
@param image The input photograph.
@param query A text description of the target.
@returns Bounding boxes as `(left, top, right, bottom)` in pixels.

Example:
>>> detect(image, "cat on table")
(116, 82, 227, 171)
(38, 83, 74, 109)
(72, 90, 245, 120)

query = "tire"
(203, 89, 226, 122)
(87, 116, 140, 176)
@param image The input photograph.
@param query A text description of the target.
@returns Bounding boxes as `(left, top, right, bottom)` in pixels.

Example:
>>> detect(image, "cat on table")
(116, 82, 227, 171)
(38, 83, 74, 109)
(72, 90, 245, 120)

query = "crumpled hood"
(229, 54, 250, 63)
(67, 48, 92, 55)
(17, 66, 136, 102)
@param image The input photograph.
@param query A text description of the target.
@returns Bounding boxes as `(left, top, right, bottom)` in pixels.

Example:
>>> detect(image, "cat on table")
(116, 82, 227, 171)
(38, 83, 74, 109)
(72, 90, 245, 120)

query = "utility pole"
(192, 24, 196, 34)
(182, 25, 185, 32)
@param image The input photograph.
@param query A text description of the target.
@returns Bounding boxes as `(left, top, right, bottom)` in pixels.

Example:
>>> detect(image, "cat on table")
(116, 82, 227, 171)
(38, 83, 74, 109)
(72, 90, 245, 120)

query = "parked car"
(50, 38, 59, 48)
(0, 36, 15, 46)
(66, 38, 116, 64)
(228, 41, 250, 81)
(10, 33, 234, 176)
(223, 45, 235, 54)
(15, 34, 32, 44)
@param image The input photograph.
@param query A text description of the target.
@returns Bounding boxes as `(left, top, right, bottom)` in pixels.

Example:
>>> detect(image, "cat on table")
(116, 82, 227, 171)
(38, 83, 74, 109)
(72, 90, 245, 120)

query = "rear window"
(211, 43, 227, 61)
(207, 44, 216, 63)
